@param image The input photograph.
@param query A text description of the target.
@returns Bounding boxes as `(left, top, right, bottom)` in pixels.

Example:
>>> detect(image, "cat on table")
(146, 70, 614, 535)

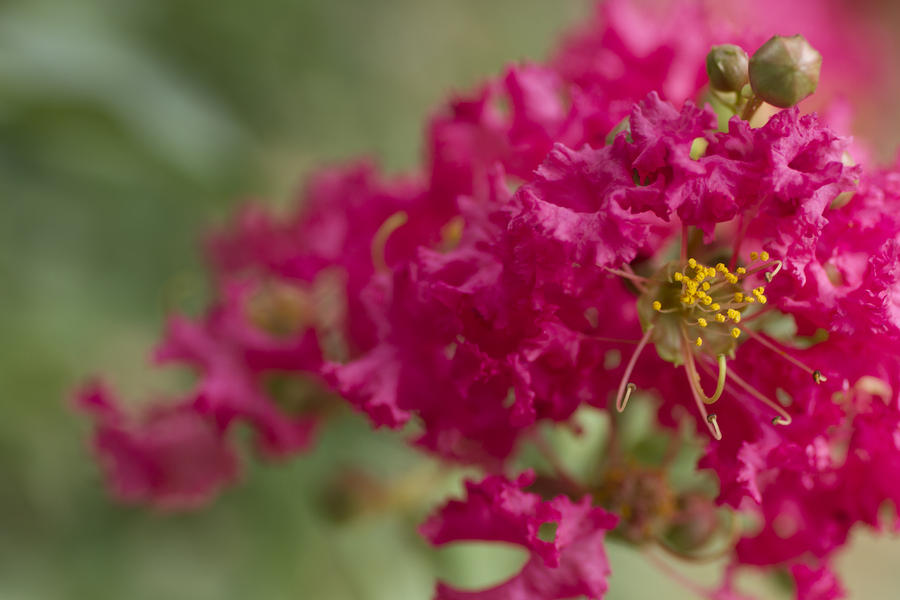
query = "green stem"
(740, 94, 763, 121)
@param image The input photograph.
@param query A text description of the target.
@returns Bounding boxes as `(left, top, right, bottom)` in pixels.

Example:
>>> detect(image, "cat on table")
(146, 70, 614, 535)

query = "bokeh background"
(2, 0, 900, 598)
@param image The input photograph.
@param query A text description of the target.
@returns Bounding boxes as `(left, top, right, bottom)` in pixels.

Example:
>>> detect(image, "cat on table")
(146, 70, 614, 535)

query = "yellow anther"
(734, 292, 744, 302)
(697, 318, 708, 327)
(731, 328, 741, 338)
(726, 274, 738, 284)
(715, 262, 726, 272)
(702, 282, 711, 291)
(758, 295, 767, 304)
(750, 251, 759, 261)
(673, 272, 684, 282)
(760, 251, 770, 261)
(715, 313, 726, 323)
(702, 296, 712, 305)
(695, 337, 703, 347)
(710, 303, 720, 311)
(652, 301, 662, 311)
(688, 258, 697, 268)
(726, 308, 740, 321)
(736, 267, 747, 275)
(707, 267, 716, 277)
(746, 297, 755, 303)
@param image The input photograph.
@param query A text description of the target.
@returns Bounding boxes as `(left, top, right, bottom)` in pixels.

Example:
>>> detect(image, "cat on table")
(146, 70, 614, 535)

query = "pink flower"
(351, 85, 891, 591)
(428, 65, 570, 193)
(76, 382, 238, 509)
(154, 283, 324, 458)
(338, 89, 856, 468)
(555, 0, 891, 139)
(208, 162, 432, 354)
(421, 471, 618, 600)
(554, 0, 720, 132)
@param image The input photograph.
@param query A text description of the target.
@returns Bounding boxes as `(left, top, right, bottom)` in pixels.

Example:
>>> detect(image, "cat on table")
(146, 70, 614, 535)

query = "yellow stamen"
(615, 326, 655, 412)
(697, 318, 708, 327)
(731, 328, 741, 338)
(696, 337, 703, 347)
(707, 414, 722, 440)
(371, 211, 409, 273)
(652, 301, 662, 311)
(760, 251, 770, 261)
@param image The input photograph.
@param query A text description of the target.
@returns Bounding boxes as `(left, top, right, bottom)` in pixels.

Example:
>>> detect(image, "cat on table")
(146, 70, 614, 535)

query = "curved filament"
(681, 338, 722, 440)
(724, 366, 793, 426)
(615, 325, 654, 412)
(371, 211, 408, 273)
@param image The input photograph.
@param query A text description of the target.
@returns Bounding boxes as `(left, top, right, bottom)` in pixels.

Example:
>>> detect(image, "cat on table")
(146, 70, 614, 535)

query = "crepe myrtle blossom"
(338, 79, 854, 462)
(347, 36, 888, 596)
(76, 1, 900, 598)
(330, 38, 871, 597)
(420, 471, 619, 600)
(76, 382, 239, 509)
(77, 162, 433, 504)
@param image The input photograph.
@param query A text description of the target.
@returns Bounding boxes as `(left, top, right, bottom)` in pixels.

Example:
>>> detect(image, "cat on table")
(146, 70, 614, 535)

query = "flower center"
(638, 252, 774, 362)
(248, 281, 316, 337)
(612, 249, 822, 440)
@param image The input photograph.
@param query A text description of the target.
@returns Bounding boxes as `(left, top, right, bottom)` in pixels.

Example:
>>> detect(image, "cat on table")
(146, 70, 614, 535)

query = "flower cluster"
(78, 0, 900, 598)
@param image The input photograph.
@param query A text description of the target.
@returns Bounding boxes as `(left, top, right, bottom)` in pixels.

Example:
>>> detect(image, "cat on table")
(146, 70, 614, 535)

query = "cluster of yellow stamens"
(651, 252, 776, 349)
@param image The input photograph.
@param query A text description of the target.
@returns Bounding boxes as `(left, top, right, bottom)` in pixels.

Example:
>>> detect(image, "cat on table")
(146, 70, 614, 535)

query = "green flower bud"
(748, 35, 822, 108)
(706, 44, 749, 92)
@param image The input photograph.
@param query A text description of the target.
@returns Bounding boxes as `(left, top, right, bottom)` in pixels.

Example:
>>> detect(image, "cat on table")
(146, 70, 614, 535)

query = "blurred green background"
(1, 0, 899, 598)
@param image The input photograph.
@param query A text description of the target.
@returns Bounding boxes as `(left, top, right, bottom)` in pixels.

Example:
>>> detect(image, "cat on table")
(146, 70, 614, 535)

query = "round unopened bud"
(706, 44, 749, 92)
(748, 35, 821, 108)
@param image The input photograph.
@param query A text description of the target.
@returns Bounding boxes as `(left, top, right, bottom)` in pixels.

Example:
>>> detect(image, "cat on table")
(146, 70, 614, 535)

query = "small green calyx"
(706, 44, 750, 93)
(748, 34, 821, 108)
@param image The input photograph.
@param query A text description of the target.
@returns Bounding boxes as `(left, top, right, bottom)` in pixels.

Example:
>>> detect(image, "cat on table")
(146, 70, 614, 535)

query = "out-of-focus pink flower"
(421, 471, 618, 600)
(76, 382, 239, 509)
(554, 0, 891, 142)
(209, 162, 433, 354)
(155, 282, 324, 458)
